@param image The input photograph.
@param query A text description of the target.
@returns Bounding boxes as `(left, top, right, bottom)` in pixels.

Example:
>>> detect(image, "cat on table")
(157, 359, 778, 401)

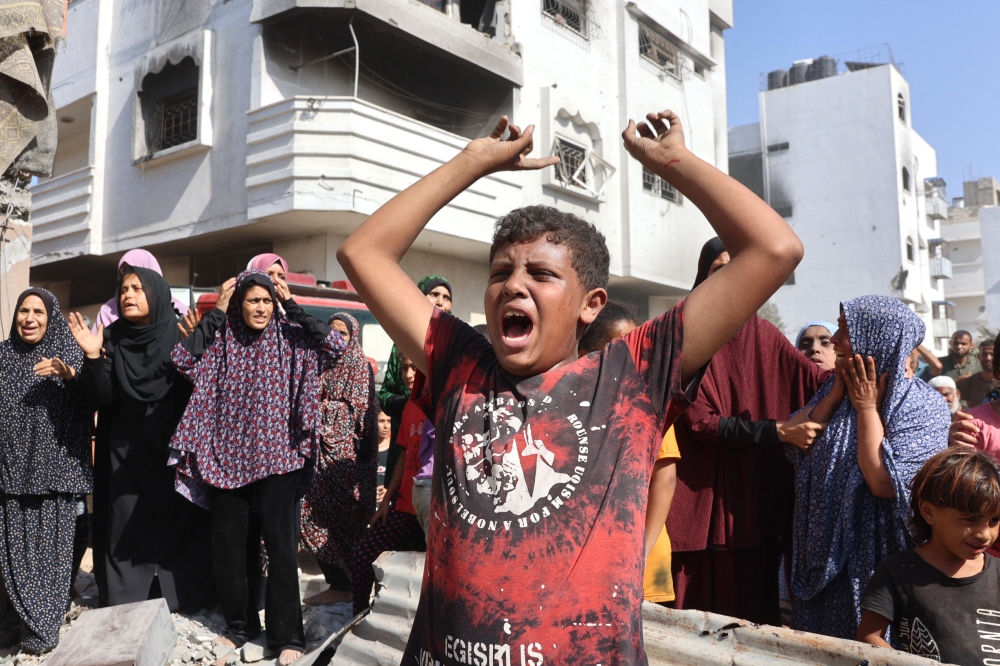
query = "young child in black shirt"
(858, 447, 1000, 665)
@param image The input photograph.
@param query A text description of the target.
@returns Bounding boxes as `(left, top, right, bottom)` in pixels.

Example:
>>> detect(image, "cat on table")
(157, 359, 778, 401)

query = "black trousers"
(211, 470, 304, 653)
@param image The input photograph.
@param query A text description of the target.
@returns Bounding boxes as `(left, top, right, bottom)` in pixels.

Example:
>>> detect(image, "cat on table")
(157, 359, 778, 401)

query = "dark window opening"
(638, 24, 680, 80)
(767, 142, 789, 153)
(694, 63, 705, 77)
(554, 138, 587, 186)
(139, 56, 199, 155)
(642, 167, 680, 203)
(417, 0, 498, 35)
(902, 166, 910, 192)
(543, 0, 588, 38)
(897, 93, 906, 122)
(191, 244, 273, 288)
(906, 237, 914, 262)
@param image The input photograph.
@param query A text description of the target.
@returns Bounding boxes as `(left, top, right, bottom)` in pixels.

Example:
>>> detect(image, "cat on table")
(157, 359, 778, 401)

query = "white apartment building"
(728, 51, 952, 351)
(939, 177, 1000, 337)
(30, 0, 733, 342)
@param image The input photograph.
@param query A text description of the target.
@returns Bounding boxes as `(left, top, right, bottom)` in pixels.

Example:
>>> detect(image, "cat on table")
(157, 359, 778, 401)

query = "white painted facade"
(31, 0, 733, 325)
(729, 62, 951, 350)
(939, 178, 1000, 338)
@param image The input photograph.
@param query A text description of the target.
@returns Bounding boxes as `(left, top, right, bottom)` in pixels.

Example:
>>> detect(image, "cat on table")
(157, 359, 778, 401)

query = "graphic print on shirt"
(898, 617, 942, 661)
(444, 394, 597, 531)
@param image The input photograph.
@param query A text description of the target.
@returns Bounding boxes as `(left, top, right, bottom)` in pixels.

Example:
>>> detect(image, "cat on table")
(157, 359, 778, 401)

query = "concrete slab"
(46, 599, 177, 666)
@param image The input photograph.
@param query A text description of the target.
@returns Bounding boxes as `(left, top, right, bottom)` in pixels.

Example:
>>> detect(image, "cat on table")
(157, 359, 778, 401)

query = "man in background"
(956, 339, 997, 407)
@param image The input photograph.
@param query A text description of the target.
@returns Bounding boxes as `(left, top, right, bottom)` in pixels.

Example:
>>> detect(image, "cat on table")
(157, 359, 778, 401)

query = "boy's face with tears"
(485, 237, 606, 378)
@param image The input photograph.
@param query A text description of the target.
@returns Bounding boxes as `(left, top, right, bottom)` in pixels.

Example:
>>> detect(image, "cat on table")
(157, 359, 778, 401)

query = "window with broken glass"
(642, 167, 680, 203)
(551, 136, 615, 200)
(543, 0, 589, 38)
(638, 24, 681, 80)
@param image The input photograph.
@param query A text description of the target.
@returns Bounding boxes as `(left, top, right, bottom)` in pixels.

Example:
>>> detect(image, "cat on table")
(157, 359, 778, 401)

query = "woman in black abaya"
(69, 266, 234, 611)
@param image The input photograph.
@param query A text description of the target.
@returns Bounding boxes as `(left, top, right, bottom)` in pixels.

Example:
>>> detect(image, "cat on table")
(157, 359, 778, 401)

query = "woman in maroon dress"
(668, 238, 830, 625)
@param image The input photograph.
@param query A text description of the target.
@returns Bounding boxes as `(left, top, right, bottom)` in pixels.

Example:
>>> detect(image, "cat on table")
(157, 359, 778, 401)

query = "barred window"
(154, 90, 198, 151)
(554, 138, 587, 186)
(543, 0, 588, 38)
(642, 167, 680, 203)
(638, 24, 680, 80)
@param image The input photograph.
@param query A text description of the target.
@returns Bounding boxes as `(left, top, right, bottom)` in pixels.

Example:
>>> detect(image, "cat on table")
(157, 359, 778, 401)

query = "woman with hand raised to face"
(67, 266, 234, 612)
(785, 295, 950, 640)
(167, 270, 346, 666)
(0, 289, 92, 653)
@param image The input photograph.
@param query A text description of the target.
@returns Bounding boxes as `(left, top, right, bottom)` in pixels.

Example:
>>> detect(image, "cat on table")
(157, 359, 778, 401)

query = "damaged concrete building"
(31, 0, 733, 363)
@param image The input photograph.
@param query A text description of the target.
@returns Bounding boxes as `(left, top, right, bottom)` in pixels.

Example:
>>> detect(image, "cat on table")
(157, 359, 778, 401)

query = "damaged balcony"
(245, 96, 522, 260)
(252, 0, 522, 102)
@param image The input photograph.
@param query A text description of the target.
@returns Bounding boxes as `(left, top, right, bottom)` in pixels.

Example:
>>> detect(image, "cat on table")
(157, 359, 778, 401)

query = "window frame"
(902, 166, 911, 192)
(132, 30, 214, 166)
(897, 93, 906, 124)
(638, 23, 681, 81)
(641, 167, 681, 204)
(542, 0, 590, 39)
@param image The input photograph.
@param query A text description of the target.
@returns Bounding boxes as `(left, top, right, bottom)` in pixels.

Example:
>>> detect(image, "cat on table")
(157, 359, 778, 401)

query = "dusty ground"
(0, 550, 355, 665)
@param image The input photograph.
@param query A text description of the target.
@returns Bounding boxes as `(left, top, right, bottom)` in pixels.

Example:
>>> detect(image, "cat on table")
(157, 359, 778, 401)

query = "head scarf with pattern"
(0, 288, 92, 495)
(788, 295, 949, 634)
(322, 314, 377, 460)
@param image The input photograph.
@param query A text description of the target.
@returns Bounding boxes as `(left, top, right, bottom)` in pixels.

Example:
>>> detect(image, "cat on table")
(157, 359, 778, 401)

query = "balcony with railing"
(29, 166, 94, 262)
(929, 255, 952, 280)
(245, 96, 522, 253)
(926, 194, 948, 220)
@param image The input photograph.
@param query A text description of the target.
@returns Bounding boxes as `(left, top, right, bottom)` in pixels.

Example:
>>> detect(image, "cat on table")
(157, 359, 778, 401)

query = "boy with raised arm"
(337, 111, 802, 664)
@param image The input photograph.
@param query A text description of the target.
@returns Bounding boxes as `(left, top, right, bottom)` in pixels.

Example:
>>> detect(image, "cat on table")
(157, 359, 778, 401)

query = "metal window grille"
(642, 167, 680, 203)
(154, 89, 198, 151)
(554, 139, 587, 186)
(639, 24, 680, 80)
(543, 0, 588, 38)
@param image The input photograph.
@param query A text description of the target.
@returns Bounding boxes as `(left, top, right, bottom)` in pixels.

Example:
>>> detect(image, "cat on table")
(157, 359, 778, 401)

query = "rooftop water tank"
(767, 69, 788, 90)
(788, 61, 809, 85)
(812, 56, 837, 80)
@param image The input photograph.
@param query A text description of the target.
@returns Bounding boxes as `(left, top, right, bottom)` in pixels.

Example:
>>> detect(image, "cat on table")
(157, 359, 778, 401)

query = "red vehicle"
(195, 272, 393, 378)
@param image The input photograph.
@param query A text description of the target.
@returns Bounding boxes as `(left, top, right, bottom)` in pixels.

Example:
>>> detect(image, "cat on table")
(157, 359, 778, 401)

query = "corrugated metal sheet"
(330, 551, 938, 666)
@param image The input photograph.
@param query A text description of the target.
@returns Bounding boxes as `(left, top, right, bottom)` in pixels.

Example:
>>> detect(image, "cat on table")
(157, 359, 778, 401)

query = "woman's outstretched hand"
(844, 355, 888, 414)
(68, 313, 103, 359)
(622, 110, 687, 178)
(34, 357, 76, 380)
(461, 116, 561, 175)
(177, 308, 202, 338)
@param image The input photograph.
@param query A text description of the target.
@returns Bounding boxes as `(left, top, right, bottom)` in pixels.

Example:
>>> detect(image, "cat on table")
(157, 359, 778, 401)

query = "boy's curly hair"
(489, 206, 610, 292)
(910, 447, 1000, 544)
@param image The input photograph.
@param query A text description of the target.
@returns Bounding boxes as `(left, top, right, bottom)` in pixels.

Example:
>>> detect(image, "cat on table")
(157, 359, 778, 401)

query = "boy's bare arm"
(337, 118, 558, 375)
(622, 111, 803, 383)
(856, 610, 892, 649)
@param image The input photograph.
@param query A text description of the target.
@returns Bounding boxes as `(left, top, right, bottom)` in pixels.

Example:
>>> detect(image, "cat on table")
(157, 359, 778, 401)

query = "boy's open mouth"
(501, 311, 534, 344)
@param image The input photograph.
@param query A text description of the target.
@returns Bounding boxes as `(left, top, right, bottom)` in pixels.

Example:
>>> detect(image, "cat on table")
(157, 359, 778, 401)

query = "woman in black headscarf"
(0, 289, 92, 652)
(68, 267, 234, 611)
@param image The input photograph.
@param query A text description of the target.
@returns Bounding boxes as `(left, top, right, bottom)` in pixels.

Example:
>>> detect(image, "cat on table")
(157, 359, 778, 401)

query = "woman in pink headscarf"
(92, 250, 189, 333)
(247, 253, 288, 290)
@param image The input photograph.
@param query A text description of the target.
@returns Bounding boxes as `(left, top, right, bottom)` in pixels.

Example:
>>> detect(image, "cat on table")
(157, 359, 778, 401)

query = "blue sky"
(724, 1, 1000, 201)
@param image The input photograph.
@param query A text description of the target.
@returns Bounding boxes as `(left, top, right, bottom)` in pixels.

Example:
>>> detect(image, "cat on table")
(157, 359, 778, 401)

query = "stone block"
(46, 599, 177, 666)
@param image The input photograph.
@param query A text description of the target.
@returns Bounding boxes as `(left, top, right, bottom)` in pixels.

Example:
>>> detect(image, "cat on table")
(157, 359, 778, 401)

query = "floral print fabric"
(788, 295, 950, 639)
(169, 270, 345, 508)
(300, 313, 378, 570)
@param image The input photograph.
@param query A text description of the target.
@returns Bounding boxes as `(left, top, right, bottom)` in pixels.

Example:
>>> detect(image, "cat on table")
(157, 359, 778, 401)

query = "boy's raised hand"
(462, 116, 561, 175)
(622, 111, 686, 178)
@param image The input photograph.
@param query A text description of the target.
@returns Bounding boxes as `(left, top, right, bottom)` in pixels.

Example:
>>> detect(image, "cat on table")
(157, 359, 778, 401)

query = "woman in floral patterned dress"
(168, 270, 345, 666)
(301, 313, 378, 605)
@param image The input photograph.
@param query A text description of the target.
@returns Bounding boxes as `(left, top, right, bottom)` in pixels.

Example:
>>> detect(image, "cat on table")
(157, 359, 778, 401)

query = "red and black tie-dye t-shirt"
(402, 303, 698, 666)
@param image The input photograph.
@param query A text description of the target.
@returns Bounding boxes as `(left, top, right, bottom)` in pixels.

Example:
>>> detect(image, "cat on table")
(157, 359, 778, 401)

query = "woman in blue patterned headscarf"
(788, 295, 949, 639)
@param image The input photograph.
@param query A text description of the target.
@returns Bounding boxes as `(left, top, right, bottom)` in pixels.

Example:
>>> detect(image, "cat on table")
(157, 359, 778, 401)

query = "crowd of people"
(2, 108, 999, 666)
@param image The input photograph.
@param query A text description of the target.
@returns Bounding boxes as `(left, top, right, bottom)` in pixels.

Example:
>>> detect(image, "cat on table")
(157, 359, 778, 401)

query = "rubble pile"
(0, 570, 354, 665)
